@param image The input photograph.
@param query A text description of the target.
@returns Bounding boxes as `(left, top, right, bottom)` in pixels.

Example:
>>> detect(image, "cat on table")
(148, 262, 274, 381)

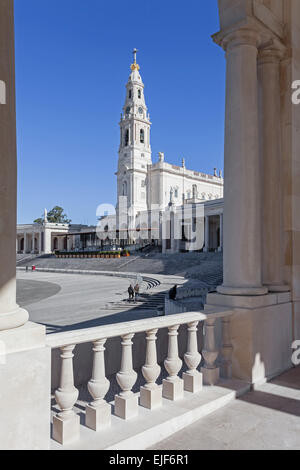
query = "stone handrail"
(46, 306, 231, 349)
(47, 306, 233, 446)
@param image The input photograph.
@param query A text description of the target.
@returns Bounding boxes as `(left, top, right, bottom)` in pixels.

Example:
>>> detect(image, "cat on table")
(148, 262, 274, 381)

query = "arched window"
(129, 89, 132, 99)
(140, 129, 145, 143)
(125, 129, 129, 146)
(138, 89, 141, 99)
(122, 181, 127, 196)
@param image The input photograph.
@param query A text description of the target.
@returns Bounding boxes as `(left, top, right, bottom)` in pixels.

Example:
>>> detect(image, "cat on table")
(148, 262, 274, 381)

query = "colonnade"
(17, 231, 42, 254)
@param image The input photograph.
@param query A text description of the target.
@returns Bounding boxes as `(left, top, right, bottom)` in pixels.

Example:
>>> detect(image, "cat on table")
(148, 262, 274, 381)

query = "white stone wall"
(149, 161, 223, 208)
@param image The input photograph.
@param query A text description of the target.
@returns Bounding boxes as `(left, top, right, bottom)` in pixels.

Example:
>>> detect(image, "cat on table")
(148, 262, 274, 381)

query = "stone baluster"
(183, 321, 202, 393)
(162, 325, 184, 400)
(201, 318, 220, 385)
(115, 333, 138, 419)
(140, 329, 162, 409)
(86, 338, 111, 431)
(53, 344, 80, 445)
(221, 317, 233, 379)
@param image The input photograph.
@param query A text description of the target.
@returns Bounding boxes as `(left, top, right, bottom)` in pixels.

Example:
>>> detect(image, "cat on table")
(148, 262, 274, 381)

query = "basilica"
(17, 51, 224, 254)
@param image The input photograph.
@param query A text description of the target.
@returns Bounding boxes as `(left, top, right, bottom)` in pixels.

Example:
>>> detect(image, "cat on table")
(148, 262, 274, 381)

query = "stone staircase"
(104, 291, 166, 313)
(16, 251, 223, 291)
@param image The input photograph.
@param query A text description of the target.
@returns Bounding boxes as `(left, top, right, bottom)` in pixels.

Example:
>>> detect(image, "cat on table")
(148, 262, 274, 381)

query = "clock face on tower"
(138, 107, 143, 115)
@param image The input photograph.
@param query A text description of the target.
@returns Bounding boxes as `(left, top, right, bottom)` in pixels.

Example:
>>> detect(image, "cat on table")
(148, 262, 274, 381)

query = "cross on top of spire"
(131, 48, 140, 71)
(133, 48, 138, 63)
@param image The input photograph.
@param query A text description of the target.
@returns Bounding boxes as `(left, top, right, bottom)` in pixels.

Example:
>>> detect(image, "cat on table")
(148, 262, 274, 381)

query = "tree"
(34, 206, 71, 225)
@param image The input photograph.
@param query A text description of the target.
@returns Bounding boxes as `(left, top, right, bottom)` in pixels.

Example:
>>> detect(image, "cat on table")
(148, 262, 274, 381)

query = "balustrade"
(48, 309, 232, 446)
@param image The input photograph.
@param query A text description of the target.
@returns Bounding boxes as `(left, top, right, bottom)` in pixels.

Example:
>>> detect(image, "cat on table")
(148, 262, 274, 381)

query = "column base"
(53, 413, 80, 445)
(201, 367, 220, 385)
(264, 284, 290, 293)
(217, 285, 268, 296)
(140, 385, 162, 410)
(162, 378, 184, 401)
(183, 371, 203, 393)
(85, 402, 111, 431)
(114, 393, 138, 420)
(0, 306, 29, 331)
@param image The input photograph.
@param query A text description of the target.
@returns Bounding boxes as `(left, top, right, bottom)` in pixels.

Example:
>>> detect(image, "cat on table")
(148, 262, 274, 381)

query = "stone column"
(67, 236, 72, 251)
(216, 29, 267, 296)
(203, 215, 209, 252)
(32, 232, 35, 253)
(258, 46, 290, 293)
(218, 213, 223, 252)
(24, 232, 27, 254)
(44, 227, 52, 254)
(38, 232, 42, 254)
(0, 0, 28, 330)
(0, 2, 50, 450)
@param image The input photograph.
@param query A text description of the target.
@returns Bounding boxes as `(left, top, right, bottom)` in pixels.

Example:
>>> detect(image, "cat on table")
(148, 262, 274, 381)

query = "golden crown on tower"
(131, 48, 140, 71)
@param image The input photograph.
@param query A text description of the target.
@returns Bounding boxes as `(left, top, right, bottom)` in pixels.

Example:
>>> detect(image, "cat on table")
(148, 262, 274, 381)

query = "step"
(50, 379, 250, 450)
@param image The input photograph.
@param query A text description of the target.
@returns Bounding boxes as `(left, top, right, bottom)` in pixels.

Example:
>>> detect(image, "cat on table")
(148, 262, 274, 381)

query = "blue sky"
(15, 0, 225, 225)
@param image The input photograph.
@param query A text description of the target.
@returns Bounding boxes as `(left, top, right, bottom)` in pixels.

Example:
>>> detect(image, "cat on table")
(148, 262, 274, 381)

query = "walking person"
(169, 284, 177, 301)
(134, 282, 140, 301)
(128, 284, 134, 302)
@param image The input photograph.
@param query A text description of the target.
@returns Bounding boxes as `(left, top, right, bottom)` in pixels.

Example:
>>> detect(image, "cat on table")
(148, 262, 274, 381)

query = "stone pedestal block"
(140, 385, 162, 410)
(114, 394, 138, 420)
(183, 371, 203, 393)
(86, 402, 111, 432)
(53, 413, 80, 445)
(201, 367, 220, 386)
(162, 378, 184, 401)
(0, 322, 50, 450)
(206, 294, 293, 384)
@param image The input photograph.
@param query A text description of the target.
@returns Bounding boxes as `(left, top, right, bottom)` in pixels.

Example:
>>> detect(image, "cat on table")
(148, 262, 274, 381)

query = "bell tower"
(117, 49, 152, 218)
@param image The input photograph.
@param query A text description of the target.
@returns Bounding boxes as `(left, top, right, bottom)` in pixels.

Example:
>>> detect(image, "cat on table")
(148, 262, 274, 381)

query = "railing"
(46, 307, 233, 446)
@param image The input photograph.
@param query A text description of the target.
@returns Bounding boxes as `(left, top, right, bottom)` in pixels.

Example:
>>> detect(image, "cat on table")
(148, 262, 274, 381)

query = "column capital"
(217, 28, 261, 52)
(258, 46, 285, 65)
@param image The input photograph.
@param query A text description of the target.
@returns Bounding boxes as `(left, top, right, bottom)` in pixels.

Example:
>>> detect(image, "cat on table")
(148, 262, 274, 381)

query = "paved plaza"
(16, 271, 163, 333)
(151, 367, 300, 450)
